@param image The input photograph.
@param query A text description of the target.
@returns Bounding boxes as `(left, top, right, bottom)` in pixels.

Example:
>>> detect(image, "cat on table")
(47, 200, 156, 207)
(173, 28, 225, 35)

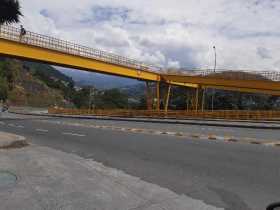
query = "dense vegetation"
(23, 61, 76, 103)
(0, 58, 132, 108)
(170, 86, 280, 110)
(0, 0, 22, 24)
(73, 88, 129, 109)
(0, 58, 73, 106)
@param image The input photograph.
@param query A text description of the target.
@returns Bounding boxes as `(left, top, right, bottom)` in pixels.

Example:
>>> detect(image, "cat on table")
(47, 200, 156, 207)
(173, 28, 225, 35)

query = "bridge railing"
(0, 25, 161, 72)
(1, 25, 280, 82)
(166, 68, 280, 82)
(48, 108, 280, 121)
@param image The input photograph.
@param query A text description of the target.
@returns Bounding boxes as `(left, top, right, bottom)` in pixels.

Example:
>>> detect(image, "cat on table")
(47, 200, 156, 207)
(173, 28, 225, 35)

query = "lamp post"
(88, 87, 95, 110)
(211, 46, 217, 111)
(213, 46, 217, 72)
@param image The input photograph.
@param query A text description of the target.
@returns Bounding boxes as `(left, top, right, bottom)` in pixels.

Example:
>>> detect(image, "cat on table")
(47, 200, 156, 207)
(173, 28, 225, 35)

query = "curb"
(8, 111, 280, 130)
(40, 120, 280, 149)
(0, 132, 28, 149)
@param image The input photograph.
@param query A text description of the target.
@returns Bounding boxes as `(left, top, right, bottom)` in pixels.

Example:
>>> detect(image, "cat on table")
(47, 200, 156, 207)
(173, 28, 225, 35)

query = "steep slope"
(58, 68, 139, 89)
(0, 58, 75, 107)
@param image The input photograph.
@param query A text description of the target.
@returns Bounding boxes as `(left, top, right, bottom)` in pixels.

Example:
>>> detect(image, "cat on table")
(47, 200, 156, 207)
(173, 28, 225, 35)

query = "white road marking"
(62, 132, 86, 137)
(7, 123, 24, 128)
(36, 129, 48, 132)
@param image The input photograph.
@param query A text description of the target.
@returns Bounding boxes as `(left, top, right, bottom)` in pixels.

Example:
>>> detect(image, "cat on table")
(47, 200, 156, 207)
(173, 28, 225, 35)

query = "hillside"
(58, 68, 139, 89)
(24, 61, 74, 84)
(0, 59, 278, 111)
(0, 57, 75, 107)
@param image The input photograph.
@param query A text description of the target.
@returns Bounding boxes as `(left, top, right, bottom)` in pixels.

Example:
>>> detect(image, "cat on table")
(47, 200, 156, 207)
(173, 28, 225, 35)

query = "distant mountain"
(56, 67, 140, 89)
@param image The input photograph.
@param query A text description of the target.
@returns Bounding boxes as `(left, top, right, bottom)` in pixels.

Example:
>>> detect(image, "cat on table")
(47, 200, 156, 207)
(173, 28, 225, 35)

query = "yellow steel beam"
(167, 81, 200, 88)
(202, 85, 280, 96)
(195, 87, 199, 112)
(0, 39, 160, 82)
(164, 85, 172, 112)
(0, 39, 204, 90)
(1, 38, 280, 97)
(156, 82, 160, 111)
(162, 74, 280, 96)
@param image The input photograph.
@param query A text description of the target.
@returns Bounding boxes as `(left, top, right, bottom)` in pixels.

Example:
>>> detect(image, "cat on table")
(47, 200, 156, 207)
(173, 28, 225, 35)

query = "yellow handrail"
(48, 108, 280, 121)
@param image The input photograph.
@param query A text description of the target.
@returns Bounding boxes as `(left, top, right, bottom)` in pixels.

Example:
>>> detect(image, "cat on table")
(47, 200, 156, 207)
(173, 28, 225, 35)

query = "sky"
(18, 0, 280, 71)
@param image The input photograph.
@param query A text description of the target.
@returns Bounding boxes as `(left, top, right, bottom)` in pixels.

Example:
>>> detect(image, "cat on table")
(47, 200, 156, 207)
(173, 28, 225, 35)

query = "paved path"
(0, 144, 221, 210)
(0, 113, 279, 210)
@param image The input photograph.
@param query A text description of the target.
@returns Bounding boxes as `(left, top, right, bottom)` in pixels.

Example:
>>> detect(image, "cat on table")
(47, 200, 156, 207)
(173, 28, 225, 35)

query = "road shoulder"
(0, 139, 223, 210)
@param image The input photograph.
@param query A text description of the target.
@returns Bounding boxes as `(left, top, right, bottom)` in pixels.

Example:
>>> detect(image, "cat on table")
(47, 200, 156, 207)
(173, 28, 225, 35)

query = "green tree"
(0, 77, 8, 101)
(72, 87, 130, 109)
(0, 0, 22, 24)
(72, 88, 91, 109)
(2, 59, 19, 90)
(97, 89, 128, 109)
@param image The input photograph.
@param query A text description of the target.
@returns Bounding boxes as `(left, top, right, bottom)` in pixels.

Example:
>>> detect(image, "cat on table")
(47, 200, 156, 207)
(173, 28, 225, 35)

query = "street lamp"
(88, 87, 95, 110)
(211, 46, 217, 111)
(213, 46, 217, 72)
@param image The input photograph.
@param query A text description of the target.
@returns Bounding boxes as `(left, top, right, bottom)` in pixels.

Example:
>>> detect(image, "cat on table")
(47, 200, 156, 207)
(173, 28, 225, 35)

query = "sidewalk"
(0, 132, 222, 210)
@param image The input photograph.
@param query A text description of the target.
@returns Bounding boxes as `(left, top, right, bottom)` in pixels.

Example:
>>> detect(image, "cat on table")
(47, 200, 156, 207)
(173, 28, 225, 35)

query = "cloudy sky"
(18, 0, 280, 71)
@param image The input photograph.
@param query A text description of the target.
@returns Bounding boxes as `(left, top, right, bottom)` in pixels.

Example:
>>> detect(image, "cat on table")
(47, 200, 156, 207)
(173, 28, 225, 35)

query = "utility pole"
(88, 87, 95, 110)
(201, 88, 205, 112)
(211, 46, 217, 112)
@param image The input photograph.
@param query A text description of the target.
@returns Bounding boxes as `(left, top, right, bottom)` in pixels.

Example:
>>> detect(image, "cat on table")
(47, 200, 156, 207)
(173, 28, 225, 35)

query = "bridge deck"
(0, 25, 161, 81)
(0, 25, 280, 95)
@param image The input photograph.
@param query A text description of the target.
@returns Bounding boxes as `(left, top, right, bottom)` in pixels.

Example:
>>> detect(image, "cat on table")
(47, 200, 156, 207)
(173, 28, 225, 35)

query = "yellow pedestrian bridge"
(0, 25, 280, 111)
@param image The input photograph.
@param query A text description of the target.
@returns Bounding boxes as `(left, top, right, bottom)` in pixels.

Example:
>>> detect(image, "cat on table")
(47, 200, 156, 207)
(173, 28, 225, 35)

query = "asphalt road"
(57, 117, 280, 140)
(0, 113, 280, 210)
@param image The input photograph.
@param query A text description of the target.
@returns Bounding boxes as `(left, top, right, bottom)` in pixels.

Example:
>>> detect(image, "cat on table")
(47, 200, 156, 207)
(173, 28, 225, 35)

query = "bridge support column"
(145, 82, 153, 110)
(186, 87, 203, 111)
(186, 90, 190, 111)
(164, 84, 172, 112)
(156, 82, 160, 111)
(145, 81, 161, 111)
(201, 88, 205, 112)
(195, 87, 199, 112)
(187, 88, 196, 111)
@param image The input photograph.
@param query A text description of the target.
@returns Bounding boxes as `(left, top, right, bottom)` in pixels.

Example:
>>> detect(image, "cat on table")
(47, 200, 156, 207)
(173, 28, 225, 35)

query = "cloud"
(17, 0, 280, 71)
(167, 60, 181, 69)
(257, 47, 272, 59)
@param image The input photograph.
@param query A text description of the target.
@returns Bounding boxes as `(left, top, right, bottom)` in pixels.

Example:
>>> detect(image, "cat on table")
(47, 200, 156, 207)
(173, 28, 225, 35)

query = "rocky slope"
(0, 58, 74, 107)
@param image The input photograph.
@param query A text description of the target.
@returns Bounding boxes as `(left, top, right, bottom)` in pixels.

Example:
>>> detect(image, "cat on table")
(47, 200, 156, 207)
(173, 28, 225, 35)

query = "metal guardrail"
(49, 108, 280, 121)
(0, 25, 161, 72)
(167, 69, 280, 82)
